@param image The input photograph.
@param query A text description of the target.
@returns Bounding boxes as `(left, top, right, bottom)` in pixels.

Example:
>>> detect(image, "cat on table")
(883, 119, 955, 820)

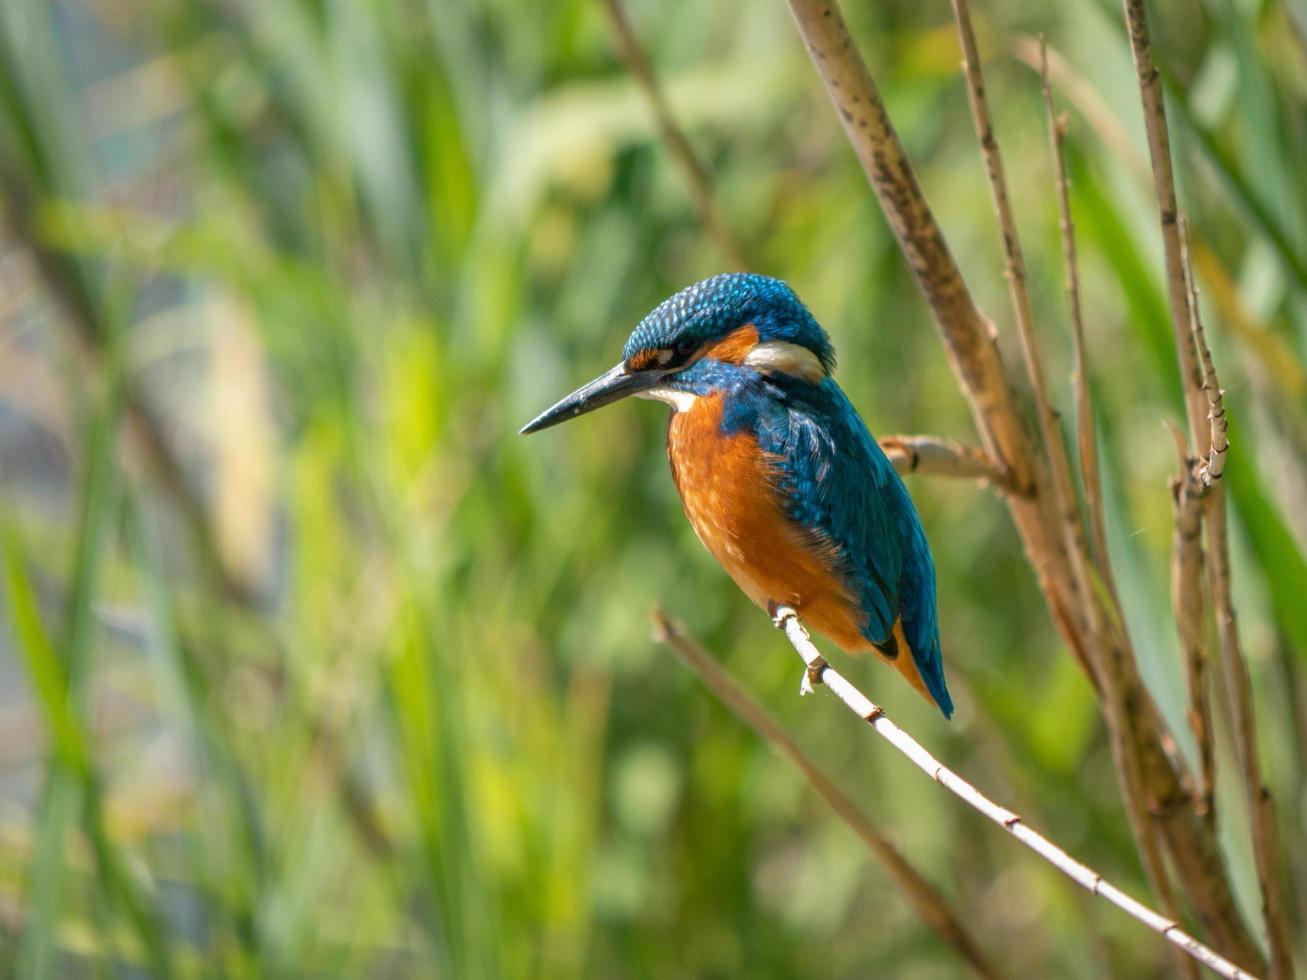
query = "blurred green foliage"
(0, 0, 1304, 976)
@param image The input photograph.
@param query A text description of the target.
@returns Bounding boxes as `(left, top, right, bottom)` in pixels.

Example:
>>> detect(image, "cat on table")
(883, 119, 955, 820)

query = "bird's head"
(520, 273, 835, 434)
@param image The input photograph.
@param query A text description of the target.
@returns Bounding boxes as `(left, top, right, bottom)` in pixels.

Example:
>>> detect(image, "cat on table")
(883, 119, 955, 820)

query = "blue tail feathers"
(912, 632, 954, 719)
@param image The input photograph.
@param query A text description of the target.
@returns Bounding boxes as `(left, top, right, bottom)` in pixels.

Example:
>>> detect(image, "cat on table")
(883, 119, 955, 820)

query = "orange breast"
(666, 395, 870, 651)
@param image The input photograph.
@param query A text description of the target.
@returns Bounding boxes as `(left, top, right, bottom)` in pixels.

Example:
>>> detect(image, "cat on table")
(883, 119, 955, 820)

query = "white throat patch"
(743, 341, 826, 382)
(637, 386, 699, 412)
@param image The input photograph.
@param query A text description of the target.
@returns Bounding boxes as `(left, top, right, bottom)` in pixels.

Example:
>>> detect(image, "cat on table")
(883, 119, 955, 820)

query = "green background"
(0, 0, 1304, 975)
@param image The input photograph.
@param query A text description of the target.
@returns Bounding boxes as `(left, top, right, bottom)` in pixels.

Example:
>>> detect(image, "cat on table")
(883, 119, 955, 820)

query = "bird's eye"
(673, 337, 697, 359)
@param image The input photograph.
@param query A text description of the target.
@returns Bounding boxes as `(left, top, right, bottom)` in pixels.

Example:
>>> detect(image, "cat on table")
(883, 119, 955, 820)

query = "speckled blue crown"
(623, 273, 836, 371)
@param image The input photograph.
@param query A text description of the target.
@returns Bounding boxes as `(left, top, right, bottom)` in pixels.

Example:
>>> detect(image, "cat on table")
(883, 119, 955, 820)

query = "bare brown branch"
(600, 0, 748, 270)
(653, 610, 1006, 980)
(879, 434, 1013, 488)
(1168, 223, 1221, 818)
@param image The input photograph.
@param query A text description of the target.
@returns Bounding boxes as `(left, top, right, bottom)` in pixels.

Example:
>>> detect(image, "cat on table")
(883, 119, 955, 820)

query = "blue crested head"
(519, 273, 835, 435)
(622, 273, 835, 373)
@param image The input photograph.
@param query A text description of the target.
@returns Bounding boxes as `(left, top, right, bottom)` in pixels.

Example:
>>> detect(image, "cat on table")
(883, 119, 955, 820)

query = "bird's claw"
(799, 656, 828, 697)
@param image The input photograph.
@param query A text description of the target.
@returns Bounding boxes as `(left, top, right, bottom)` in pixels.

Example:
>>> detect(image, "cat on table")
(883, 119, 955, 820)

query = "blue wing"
(724, 375, 953, 717)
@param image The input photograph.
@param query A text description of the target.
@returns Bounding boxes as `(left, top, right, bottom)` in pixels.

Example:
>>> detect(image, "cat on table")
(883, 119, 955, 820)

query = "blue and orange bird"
(520, 274, 953, 717)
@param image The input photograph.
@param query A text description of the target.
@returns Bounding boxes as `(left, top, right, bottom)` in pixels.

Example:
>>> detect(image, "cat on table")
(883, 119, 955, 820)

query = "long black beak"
(519, 362, 664, 435)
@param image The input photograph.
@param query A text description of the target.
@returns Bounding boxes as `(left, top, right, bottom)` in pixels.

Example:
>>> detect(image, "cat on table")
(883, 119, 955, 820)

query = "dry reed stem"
(764, 605, 1259, 980)
(600, 0, 748, 271)
(1182, 242, 1228, 490)
(1011, 35, 1149, 184)
(1170, 220, 1219, 815)
(947, 38, 1168, 888)
(943, 38, 1196, 932)
(950, 2, 1096, 646)
(1038, 40, 1111, 587)
(880, 434, 1012, 488)
(1206, 497, 1293, 980)
(1169, 419, 1215, 818)
(1122, 0, 1208, 445)
(1030, 44, 1274, 958)
(1178, 224, 1293, 978)
(941, 29, 1186, 919)
(653, 610, 1005, 980)
(1032, 42, 1198, 976)
(1124, 1, 1280, 968)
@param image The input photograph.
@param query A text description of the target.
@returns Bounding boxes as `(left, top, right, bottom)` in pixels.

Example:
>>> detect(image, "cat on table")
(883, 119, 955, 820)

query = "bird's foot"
(766, 600, 789, 628)
(799, 656, 828, 697)
(769, 601, 828, 696)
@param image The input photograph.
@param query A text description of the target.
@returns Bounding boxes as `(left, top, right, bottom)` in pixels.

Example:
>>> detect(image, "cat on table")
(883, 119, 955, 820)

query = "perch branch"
(880, 434, 1012, 488)
(768, 605, 1258, 980)
(600, 0, 748, 270)
(653, 610, 1005, 980)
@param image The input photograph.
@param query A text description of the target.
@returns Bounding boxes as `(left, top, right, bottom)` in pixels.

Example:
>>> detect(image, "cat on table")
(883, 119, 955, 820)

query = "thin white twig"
(654, 610, 1006, 979)
(769, 604, 1259, 980)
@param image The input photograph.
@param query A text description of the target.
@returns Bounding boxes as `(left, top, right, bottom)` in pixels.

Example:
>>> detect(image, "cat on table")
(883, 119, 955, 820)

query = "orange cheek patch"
(625, 348, 662, 371)
(702, 324, 760, 364)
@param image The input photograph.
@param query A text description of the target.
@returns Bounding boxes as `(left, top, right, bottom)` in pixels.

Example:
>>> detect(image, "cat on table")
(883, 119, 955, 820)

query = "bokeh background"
(1, 0, 1305, 976)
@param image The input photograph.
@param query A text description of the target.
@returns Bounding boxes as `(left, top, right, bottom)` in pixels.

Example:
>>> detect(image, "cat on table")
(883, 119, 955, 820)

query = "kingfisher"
(520, 274, 953, 717)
